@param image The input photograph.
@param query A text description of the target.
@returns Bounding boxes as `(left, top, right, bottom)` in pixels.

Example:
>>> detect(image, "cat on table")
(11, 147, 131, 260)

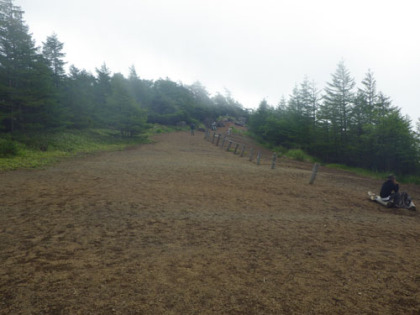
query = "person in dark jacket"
(380, 174, 399, 200)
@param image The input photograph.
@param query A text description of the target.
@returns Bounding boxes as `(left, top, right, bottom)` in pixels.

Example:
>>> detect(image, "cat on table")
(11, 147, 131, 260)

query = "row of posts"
(204, 130, 319, 184)
(205, 130, 276, 168)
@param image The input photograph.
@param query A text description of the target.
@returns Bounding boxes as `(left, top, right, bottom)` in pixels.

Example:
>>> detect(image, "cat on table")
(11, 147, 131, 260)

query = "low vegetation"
(0, 129, 151, 171)
(284, 149, 315, 163)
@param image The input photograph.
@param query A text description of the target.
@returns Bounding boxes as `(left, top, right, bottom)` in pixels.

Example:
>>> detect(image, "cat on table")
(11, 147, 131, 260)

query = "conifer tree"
(62, 65, 96, 128)
(127, 65, 152, 108)
(319, 61, 355, 157)
(0, 0, 57, 131)
(42, 33, 66, 87)
(105, 73, 147, 136)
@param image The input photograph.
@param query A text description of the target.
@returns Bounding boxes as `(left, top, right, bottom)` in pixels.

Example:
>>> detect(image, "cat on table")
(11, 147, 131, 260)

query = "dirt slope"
(1, 129, 420, 314)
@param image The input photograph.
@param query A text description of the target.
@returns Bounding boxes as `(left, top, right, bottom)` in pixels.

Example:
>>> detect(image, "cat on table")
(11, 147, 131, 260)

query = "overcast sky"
(15, 0, 420, 123)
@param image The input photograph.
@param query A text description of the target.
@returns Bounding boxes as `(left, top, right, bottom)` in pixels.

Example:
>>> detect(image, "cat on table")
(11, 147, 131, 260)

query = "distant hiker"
(211, 121, 217, 131)
(380, 174, 399, 201)
(190, 123, 195, 136)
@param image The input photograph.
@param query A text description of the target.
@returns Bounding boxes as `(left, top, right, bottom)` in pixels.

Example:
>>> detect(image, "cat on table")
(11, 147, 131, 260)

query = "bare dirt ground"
(1, 126, 420, 314)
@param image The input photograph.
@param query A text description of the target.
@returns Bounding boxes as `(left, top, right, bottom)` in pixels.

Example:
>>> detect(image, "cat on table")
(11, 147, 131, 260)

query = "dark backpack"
(392, 192, 412, 209)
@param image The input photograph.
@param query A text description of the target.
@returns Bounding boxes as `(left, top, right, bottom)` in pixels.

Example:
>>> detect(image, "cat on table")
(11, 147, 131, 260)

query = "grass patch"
(284, 149, 316, 163)
(326, 163, 390, 179)
(0, 137, 18, 157)
(0, 128, 151, 171)
(146, 124, 190, 135)
(398, 175, 420, 185)
(230, 126, 246, 136)
(325, 163, 420, 184)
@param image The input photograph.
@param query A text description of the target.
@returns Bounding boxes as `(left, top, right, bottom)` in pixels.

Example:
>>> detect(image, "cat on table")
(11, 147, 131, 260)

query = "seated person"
(380, 174, 399, 201)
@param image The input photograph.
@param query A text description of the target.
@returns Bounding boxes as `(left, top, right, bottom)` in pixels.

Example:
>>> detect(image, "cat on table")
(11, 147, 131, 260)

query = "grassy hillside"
(0, 128, 156, 171)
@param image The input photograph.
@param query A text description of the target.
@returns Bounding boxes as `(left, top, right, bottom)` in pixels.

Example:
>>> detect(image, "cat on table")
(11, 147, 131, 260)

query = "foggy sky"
(15, 0, 420, 123)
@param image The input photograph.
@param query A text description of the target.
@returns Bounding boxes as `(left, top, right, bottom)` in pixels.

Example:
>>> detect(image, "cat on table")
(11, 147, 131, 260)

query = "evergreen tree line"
(248, 61, 420, 175)
(0, 0, 246, 137)
(2, 0, 419, 176)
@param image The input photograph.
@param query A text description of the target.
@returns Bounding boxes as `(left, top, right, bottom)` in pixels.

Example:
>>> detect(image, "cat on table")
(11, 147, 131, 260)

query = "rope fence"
(204, 129, 320, 184)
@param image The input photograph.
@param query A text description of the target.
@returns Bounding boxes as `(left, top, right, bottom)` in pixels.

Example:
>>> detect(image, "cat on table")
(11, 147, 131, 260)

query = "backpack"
(392, 192, 412, 209)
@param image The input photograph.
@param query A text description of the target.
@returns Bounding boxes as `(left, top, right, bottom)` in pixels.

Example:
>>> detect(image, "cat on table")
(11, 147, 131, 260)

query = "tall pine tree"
(0, 0, 58, 131)
(319, 60, 355, 159)
(42, 33, 66, 87)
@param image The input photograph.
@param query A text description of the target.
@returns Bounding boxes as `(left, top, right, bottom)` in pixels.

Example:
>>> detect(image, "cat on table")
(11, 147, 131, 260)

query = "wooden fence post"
(257, 151, 261, 165)
(309, 163, 319, 184)
(240, 145, 246, 157)
(215, 134, 221, 146)
(221, 136, 226, 149)
(234, 143, 239, 154)
(212, 132, 216, 143)
(226, 141, 232, 152)
(249, 148, 254, 161)
(271, 153, 277, 169)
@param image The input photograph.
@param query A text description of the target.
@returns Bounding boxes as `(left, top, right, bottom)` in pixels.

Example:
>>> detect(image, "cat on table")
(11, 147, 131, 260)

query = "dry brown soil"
(1, 127, 420, 314)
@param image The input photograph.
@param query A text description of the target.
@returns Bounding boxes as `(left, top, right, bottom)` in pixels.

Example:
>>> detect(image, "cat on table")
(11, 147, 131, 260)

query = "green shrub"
(231, 126, 245, 135)
(272, 145, 287, 155)
(285, 149, 308, 162)
(0, 138, 18, 157)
